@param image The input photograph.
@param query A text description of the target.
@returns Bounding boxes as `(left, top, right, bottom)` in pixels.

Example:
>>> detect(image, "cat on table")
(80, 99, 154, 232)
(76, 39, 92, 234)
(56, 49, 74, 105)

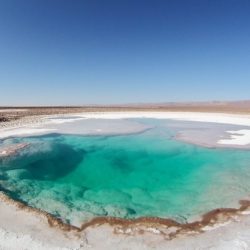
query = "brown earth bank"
(1, 100, 250, 123)
(1, 190, 250, 240)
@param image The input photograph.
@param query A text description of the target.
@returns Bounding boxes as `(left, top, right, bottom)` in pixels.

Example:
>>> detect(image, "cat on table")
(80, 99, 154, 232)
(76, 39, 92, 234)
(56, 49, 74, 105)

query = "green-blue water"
(1, 120, 250, 226)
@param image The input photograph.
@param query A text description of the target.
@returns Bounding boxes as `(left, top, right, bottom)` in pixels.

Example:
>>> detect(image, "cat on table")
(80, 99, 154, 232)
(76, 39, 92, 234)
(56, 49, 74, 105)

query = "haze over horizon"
(0, 0, 250, 106)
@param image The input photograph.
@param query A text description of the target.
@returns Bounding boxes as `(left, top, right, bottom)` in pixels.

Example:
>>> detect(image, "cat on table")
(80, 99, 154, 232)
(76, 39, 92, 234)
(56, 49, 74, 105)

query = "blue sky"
(0, 0, 249, 105)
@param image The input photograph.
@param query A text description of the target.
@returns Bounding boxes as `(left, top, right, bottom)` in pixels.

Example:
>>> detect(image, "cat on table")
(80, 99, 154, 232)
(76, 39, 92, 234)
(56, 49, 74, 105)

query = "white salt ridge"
(0, 128, 56, 139)
(72, 111, 250, 127)
(46, 117, 85, 124)
(218, 130, 250, 146)
(202, 221, 231, 231)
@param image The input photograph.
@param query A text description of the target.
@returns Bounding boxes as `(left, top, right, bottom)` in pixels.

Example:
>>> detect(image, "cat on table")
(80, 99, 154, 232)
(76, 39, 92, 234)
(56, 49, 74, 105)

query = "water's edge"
(1, 190, 250, 239)
(1, 118, 250, 238)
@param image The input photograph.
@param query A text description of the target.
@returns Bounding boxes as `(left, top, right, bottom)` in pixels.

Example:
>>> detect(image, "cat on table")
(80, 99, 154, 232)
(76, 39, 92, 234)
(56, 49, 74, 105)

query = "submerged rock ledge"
(0, 143, 29, 158)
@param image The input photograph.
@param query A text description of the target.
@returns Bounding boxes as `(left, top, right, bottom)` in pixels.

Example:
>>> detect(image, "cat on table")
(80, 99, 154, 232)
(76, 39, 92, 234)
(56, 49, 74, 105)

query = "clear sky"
(0, 0, 249, 106)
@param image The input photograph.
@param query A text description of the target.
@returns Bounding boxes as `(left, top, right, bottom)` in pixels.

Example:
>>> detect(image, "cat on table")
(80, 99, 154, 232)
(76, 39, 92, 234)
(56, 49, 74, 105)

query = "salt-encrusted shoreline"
(74, 112, 250, 146)
(1, 111, 250, 249)
(1, 111, 250, 146)
(1, 190, 250, 249)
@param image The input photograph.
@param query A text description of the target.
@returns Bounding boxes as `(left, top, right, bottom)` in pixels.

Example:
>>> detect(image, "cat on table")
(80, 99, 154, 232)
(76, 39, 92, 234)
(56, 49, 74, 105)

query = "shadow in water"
(26, 143, 86, 180)
(1, 142, 86, 181)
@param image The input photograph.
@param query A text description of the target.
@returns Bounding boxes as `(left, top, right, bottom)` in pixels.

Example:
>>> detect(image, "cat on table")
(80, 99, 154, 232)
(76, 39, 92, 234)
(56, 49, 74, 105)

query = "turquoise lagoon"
(1, 119, 250, 226)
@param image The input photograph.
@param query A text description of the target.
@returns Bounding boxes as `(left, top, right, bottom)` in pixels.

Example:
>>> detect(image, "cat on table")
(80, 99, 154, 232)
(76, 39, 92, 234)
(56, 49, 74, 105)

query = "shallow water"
(1, 119, 250, 226)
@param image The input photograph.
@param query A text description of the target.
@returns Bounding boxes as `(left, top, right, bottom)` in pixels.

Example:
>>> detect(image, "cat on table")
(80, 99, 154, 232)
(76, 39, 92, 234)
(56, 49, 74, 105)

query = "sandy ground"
(1, 108, 250, 249)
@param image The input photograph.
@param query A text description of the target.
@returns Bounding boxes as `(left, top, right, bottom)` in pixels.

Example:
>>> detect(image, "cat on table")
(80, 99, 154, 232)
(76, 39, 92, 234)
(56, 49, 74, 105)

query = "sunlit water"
(1, 119, 250, 226)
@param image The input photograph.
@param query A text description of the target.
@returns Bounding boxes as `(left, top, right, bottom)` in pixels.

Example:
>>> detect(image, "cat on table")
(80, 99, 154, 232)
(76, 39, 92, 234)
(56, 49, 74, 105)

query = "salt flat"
(1, 111, 250, 146)
(1, 111, 250, 250)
